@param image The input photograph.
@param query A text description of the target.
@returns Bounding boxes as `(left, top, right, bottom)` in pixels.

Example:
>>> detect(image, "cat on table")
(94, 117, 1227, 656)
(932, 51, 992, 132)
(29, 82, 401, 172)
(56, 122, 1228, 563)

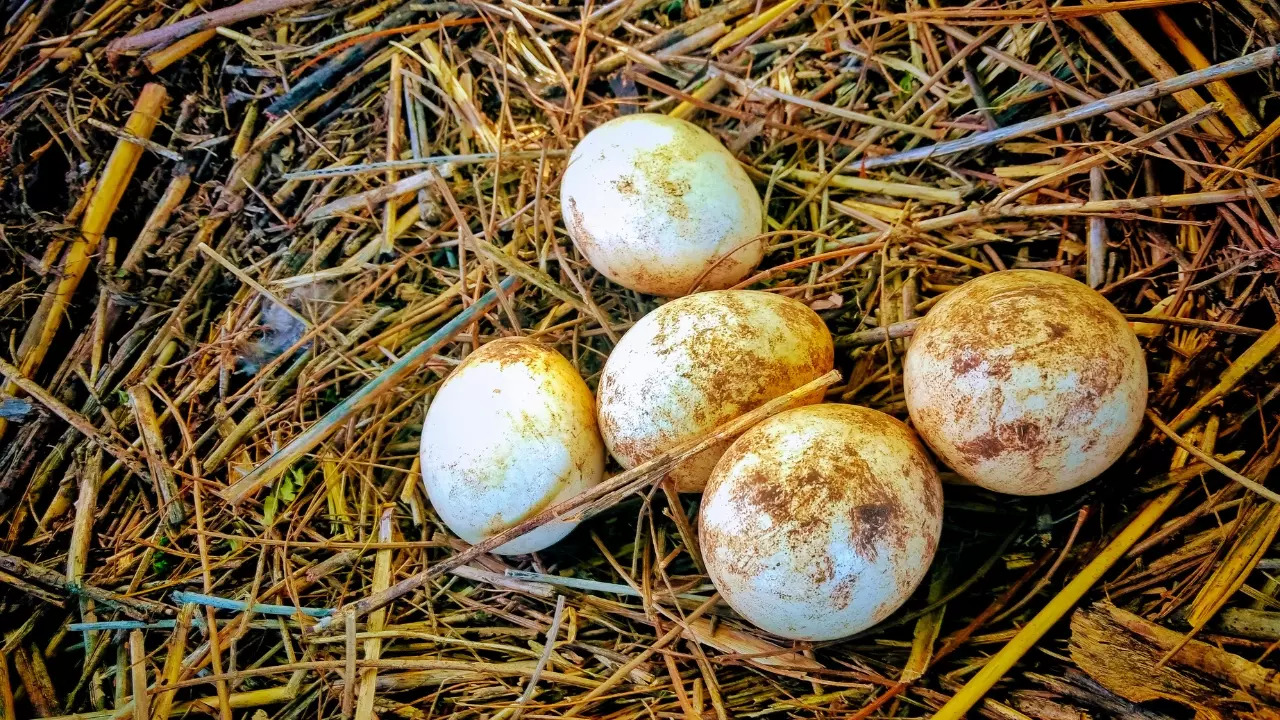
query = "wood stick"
(858, 44, 1279, 169)
(107, 0, 321, 53)
(312, 369, 841, 631)
(1086, 167, 1106, 288)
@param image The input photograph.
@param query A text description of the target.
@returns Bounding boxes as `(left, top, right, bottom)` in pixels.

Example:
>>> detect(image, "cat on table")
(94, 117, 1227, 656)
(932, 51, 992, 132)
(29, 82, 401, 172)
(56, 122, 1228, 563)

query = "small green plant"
(264, 466, 305, 524)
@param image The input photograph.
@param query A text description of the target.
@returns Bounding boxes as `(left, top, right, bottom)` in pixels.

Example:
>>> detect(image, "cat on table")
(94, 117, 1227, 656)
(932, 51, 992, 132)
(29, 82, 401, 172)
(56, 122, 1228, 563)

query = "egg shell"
(420, 338, 605, 554)
(560, 113, 764, 297)
(597, 290, 834, 493)
(903, 269, 1147, 495)
(699, 404, 943, 641)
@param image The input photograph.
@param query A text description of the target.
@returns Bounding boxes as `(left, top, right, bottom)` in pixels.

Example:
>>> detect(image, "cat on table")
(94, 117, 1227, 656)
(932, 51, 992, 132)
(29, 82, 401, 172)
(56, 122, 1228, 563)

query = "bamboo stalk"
(929, 484, 1186, 720)
(142, 28, 217, 74)
(0, 83, 168, 440)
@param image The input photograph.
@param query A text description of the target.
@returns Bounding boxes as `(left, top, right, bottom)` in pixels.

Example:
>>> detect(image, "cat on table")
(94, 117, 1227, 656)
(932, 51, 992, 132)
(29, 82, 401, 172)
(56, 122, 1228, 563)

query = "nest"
(1, 0, 1279, 718)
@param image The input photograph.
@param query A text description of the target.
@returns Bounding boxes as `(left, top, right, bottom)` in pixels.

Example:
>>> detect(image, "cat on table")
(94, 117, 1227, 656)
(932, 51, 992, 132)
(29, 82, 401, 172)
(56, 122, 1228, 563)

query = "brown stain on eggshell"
(699, 404, 944, 640)
(903, 270, 1147, 496)
(458, 336, 551, 370)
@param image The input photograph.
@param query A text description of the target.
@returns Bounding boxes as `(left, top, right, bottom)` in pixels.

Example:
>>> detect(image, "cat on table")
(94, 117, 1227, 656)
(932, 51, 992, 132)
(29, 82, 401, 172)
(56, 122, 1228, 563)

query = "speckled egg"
(699, 404, 943, 641)
(597, 290, 834, 493)
(560, 113, 764, 297)
(420, 338, 605, 554)
(903, 270, 1147, 495)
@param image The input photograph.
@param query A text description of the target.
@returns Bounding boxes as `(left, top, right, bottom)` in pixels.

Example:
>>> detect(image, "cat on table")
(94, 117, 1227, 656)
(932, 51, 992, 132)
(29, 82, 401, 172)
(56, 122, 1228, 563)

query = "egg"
(903, 269, 1147, 495)
(597, 290, 834, 493)
(420, 338, 605, 554)
(699, 404, 943, 641)
(560, 113, 764, 297)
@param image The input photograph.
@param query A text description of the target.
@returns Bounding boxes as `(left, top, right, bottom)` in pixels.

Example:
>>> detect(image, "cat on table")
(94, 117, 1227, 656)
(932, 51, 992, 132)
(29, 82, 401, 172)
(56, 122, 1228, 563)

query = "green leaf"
(263, 494, 279, 524)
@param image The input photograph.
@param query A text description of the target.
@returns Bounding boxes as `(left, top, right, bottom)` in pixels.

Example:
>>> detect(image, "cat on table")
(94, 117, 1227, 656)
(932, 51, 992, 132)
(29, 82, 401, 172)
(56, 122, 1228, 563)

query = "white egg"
(597, 290, 834, 493)
(561, 113, 764, 297)
(700, 404, 943, 641)
(420, 338, 605, 554)
(903, 270, 1148, 495)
